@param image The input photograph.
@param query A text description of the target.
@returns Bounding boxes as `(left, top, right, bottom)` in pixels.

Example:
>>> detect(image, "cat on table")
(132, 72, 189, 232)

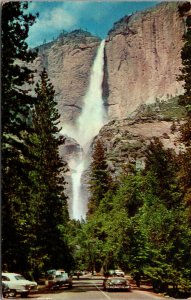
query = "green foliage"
(26, 69, 70, 272)
(75, 173, 147, 273)
(141, 195, 191, 291)
(177, 3, 191, 219)
(144, 137, 181, 209)
(87, 139, 113, 216)
(76, 138, 191, 295)
(178, 150, 191, 218)
(134, 97, 186, 120)
(177, 3, 191, 143)
(1, 1, 71, 274)
(138, 139, 191, 292)
(2, 1, 38, 136)
(1, 1, 38, 272)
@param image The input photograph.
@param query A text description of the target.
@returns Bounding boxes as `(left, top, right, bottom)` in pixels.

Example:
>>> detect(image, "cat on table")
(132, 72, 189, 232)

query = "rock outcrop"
(94, 117, 183, 177)
(104, 2, 185, 120)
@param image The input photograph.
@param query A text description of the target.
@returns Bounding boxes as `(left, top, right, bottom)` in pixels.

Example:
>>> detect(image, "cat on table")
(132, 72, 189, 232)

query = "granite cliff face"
(104, 2, 185, 120)
(32, 30, 100, 124)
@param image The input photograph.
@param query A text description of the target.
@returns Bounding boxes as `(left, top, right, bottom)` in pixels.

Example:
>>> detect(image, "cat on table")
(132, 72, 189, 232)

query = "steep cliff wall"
(31, 30, 100, 125)
(104, 2, 185, 120)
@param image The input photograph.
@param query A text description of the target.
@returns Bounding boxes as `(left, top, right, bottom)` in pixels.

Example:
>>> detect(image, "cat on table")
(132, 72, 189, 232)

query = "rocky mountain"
(31, 2, 186, 126)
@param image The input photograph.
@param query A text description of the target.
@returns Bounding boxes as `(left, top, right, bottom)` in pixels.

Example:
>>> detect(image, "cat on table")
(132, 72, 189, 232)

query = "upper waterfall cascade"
(62, 40, 107, 220)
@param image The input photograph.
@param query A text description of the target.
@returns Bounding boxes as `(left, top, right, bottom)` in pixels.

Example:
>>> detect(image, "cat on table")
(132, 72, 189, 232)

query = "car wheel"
(8, 290, 17, 297)
(21, 292, 29, 298)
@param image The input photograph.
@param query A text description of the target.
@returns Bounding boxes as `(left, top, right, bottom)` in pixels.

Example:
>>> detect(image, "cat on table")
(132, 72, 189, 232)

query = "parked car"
(103, 276, 131, 292)
(45, 272, 72, 289)
(114, 269, 125, 277)
(2, 272, 38, 298)
(47, 269, 66, 276)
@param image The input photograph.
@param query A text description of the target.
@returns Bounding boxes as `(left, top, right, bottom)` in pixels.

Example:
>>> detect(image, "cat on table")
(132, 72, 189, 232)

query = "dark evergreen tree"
(142, 138, 191, 293)
(2, 1, 38, 137)
(144, 137, 180, 209)
(1, 1, 38, 271)
(177, 2, 191, 218)
(87, 139, 112, 216)
(178, 2, 191, 144)
(27, 69, 70, 272)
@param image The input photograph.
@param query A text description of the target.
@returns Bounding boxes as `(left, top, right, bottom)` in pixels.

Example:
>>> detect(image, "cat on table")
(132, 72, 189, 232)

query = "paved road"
(26, 277, 177, 300)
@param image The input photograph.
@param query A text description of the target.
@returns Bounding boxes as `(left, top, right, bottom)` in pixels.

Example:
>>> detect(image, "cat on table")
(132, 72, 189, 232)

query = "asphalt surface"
(7, 275, 188, 300)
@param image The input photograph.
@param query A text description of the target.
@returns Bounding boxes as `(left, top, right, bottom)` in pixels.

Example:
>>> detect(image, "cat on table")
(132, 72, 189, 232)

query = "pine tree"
(178, 2, 191, 144)
(2, 1, 38, 135)
(87, 139, 112, 216)
(177, 2, 191, 217)
(142, 137, 191, 293)
(27, 69, 70, 272)
(144, 137, 181, 209)
(1, 2, 38, 271)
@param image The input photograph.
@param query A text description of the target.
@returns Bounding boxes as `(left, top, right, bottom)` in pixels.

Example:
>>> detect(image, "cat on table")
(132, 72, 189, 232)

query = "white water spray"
(62, 40, 106, 220)
(77, 40, 106, 152)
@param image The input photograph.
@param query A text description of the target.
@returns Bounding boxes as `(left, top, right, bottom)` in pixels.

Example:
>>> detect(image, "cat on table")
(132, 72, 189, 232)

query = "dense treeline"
(71, 140, 191, 294)
(2, 2, 72, 277)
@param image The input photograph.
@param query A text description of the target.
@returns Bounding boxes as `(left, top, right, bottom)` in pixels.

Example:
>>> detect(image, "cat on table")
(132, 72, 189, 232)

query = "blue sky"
(27, 1, 159, 48)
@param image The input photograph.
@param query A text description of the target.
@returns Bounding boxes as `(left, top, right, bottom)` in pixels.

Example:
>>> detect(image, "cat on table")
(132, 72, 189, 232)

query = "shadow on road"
(31, 276, 155, 297)
(30, 280, 104, 296)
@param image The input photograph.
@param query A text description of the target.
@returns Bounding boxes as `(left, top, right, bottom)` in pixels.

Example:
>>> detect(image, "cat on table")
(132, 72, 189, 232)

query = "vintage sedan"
(103, 276, 131, 292)
(2, 272, 38, 298)
(46, 272, 72, 289)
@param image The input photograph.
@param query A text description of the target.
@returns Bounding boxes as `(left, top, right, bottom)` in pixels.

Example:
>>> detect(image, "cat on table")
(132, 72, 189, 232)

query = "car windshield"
(56, 274, 67, 279)
(109, 278, 126, 284)
(14, 275, 26, 280)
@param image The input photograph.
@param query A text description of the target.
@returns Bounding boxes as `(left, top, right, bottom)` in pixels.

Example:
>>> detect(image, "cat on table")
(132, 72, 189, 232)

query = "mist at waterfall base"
(61, 40, 107, 220)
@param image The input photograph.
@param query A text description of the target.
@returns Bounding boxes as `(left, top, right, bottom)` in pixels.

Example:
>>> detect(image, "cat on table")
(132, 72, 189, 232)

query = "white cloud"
(27, 3, 79, 47)
(42, 7, 76, 30)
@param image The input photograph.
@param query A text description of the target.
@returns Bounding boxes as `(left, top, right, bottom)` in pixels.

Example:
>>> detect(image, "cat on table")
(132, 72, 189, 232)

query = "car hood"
(3, 279, 37, 286)
(108, 278, 127, 284)
(20, 280, 37, 285)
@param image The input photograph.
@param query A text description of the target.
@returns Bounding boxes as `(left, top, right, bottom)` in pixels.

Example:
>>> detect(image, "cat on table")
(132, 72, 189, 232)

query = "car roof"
(2, 272, 21, 276)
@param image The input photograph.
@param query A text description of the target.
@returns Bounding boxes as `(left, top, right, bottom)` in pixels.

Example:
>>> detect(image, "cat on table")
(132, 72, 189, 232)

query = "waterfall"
(69, 152, 86, 220)
(76, 39, 106, 152)
(62, 40, 106, 220)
